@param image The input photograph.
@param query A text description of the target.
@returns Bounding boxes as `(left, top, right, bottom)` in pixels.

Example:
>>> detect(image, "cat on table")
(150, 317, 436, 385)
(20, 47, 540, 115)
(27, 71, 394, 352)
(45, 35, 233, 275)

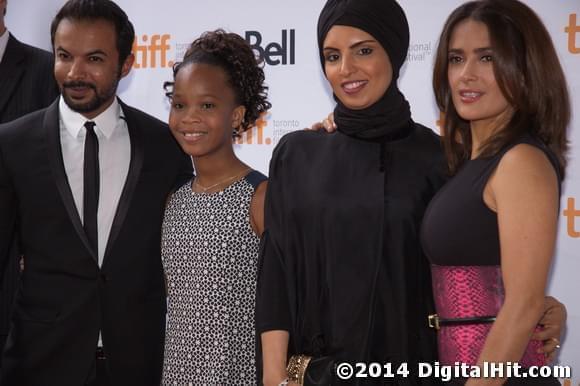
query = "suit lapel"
(0, 35, 25, 119)
(102, 101, 144, 267)
(43, 101, 98, 262)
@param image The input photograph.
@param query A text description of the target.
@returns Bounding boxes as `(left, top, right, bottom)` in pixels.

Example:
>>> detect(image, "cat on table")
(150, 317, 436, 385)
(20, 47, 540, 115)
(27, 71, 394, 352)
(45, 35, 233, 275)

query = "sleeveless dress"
(421, 136, 560, 385)
(160, 171, 266, 385)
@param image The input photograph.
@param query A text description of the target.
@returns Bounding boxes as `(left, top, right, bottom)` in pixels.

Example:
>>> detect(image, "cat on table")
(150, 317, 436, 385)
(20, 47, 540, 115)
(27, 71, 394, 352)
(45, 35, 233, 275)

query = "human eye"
(201, 102, 215, 110)
(57, 51, 70, 60)
(358, 47, 373, 56)
(324, 52, 340, 63)
(88, 55, 104, 63)
(171, 102, 184, 110)
(448, 54, 463, 64)
(481, 54, 493, 63)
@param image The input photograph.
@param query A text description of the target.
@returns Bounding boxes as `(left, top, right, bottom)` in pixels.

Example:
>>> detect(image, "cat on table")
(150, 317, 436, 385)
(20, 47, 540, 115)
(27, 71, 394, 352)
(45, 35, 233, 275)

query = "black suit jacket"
(0, 33, 58, 124)
(0, 100, 192, 386)
(0, 33, 59, 355)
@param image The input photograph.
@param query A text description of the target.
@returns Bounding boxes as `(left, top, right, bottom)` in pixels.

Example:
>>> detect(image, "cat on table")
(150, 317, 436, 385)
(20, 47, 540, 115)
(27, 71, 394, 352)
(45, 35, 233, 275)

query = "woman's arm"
(255, 138, 297, 385)
(262, 330, 292, 386)
(466, 144, 559, 386)
(251, 181, 291, 384)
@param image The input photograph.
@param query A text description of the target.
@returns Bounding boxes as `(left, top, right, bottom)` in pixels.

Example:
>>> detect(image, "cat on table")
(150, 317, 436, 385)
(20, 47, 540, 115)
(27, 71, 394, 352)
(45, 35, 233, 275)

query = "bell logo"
(235, 114, 271, 145)
(245, 30, 295, 66)
(565, 14, 580, 54)
(563, 197, 580, 238)
(133, 34, 173, 69)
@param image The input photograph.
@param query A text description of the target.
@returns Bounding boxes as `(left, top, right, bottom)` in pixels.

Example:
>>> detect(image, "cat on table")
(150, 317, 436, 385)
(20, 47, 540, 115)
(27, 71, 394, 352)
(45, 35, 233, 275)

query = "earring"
(232, 127, 241, 139)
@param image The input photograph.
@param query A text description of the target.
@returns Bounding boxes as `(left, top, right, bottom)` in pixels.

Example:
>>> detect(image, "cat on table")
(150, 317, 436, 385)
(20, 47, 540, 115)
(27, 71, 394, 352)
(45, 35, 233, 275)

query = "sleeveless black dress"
(421, 136, 560, 386)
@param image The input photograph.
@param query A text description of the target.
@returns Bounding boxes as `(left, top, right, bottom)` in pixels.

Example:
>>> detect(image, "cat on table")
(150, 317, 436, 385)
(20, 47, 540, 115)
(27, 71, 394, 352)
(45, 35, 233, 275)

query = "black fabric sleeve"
(255, 140, 292, 334)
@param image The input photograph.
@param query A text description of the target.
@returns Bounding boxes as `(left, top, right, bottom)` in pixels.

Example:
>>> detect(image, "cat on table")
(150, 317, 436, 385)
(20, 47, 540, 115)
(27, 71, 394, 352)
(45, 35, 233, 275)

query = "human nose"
(181, 107, 202, 124)
(67, 59, 86, 80)
(459, 58, 477, 82)
(339, 54, 355, 76)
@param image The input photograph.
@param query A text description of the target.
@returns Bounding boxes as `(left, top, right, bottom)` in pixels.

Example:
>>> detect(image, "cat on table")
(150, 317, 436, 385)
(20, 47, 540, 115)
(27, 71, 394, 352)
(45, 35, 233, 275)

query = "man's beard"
(61, 77, 120, 114)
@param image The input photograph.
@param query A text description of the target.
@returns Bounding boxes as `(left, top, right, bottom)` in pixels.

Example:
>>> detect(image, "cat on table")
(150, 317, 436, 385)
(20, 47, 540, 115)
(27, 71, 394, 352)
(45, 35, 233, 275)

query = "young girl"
(160, 30, 270, 385)
(422, 0, 569, 384)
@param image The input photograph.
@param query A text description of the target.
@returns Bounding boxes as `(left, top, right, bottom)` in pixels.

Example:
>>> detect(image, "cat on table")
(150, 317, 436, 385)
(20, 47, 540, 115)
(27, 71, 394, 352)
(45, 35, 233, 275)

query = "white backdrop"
(6, 1, 579, 383)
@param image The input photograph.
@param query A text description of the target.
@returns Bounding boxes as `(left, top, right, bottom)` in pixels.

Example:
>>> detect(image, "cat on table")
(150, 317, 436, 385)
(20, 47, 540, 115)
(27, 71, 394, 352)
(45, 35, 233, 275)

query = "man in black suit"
(0, 0, 58, 123)
(0, 1, 192, 385)
(0, 0, 59, 364)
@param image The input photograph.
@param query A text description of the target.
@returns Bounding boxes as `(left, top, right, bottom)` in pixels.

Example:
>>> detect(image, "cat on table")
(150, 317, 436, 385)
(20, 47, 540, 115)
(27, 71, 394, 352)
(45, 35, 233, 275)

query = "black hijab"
(317, 0, 412, 140)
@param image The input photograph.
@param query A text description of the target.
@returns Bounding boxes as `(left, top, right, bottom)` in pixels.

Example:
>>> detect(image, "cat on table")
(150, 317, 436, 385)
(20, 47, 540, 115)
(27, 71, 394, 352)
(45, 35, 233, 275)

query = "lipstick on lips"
(458, 89, 484, 104)
(341, 80, 368, 95)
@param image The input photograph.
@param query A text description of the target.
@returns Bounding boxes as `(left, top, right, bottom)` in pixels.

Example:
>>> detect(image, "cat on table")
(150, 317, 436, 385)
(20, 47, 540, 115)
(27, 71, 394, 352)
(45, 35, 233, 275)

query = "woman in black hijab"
(257, 2, 444, 385)
(256, 1, 564, 385)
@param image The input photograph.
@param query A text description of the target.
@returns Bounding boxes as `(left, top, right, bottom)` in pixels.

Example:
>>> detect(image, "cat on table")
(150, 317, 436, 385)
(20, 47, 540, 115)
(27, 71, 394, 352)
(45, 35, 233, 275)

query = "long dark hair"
(433, 0, 570, 177)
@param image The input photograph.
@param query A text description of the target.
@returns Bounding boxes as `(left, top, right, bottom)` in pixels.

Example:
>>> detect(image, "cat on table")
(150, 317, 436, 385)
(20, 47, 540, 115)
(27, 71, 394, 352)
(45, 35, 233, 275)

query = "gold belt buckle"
(428, 314, 440, 330)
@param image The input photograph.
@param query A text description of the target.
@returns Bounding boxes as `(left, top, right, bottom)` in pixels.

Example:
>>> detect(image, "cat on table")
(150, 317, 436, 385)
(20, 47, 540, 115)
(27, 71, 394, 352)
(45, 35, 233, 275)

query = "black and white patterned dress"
(160, 171, 266, 385)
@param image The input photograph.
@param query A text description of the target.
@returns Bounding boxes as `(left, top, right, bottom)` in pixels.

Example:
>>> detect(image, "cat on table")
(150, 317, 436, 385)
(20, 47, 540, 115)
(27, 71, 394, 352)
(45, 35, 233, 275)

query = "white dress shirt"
(0, 29, 10, 63)
(59, 96, 131, 267)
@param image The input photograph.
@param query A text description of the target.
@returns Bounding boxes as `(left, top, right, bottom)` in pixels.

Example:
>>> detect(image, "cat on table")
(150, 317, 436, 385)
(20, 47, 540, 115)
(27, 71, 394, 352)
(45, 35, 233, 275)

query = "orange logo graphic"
(565, 14, 580, 54)
(133, 34, 173, 69)
(235, 114, 271, 145)
(563, 197, 580, 238)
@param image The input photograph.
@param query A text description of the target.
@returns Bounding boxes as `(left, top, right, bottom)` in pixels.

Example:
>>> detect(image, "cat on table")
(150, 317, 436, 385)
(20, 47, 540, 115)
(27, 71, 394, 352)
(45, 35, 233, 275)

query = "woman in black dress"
(256, 1, 566, 385)
(422, 1, 569, 385)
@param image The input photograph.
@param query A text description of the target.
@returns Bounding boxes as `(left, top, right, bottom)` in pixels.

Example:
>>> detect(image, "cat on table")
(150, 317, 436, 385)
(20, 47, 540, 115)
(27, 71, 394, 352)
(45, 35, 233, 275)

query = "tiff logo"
(235, 114, 271, 145)
(563, 197, 580, 238)
(565, 14, 580, 54)
(133, 34, 172, 69)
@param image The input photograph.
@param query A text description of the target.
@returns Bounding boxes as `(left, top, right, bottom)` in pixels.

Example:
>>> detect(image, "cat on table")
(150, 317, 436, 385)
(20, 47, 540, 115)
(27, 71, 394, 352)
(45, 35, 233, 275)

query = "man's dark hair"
(50, 0, 135, 63)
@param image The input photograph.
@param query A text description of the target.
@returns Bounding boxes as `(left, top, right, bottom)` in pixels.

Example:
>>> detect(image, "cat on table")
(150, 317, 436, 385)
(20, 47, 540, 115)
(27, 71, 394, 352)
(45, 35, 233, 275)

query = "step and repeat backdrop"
(7, 0, 579, 383)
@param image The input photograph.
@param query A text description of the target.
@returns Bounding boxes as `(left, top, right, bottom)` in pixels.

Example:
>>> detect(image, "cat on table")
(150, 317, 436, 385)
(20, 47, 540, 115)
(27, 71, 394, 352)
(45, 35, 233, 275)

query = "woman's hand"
(534, 295, 566, 362)
(309, 112, 336, 132)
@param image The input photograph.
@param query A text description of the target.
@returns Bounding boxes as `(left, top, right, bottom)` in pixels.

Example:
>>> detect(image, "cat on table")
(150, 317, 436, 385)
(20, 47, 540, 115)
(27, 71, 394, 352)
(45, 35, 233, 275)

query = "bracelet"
(286, 354, 312, 385)
(277, 378, 289, 386)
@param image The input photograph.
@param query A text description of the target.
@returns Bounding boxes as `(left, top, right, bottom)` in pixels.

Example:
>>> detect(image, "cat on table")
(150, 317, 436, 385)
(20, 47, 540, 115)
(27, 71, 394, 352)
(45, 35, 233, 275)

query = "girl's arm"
(250, 181, 267, 237)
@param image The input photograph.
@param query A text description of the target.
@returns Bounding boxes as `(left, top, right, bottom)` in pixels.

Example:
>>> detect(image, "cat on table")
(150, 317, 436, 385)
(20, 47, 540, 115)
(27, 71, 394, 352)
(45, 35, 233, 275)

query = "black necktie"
(83, 121, 99, 254)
